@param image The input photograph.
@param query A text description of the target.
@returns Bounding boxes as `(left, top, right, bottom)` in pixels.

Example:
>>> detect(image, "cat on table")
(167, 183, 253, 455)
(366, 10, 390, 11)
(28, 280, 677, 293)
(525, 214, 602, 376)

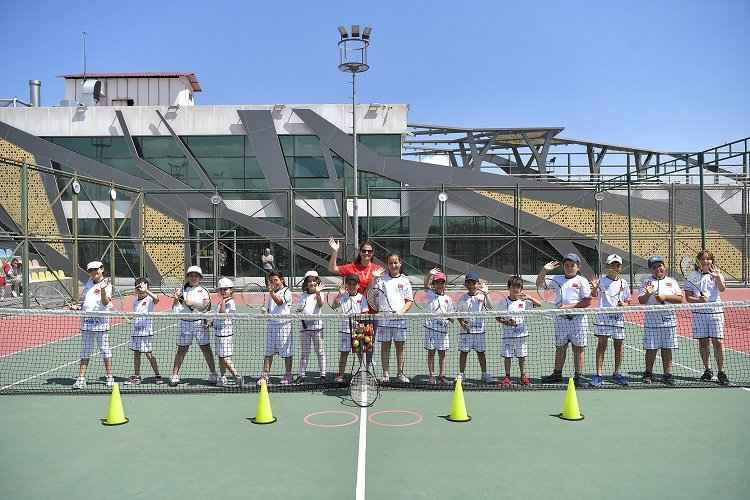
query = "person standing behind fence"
(423, 268, 454, 385)
(294, 271, 327, 384)
(332, 274, 369, 383)
(589, 254, 631, 387)
(71, 261, 114, 390)
(6, 258, 23, 298)
(258, 270, 294, 385)
(328, 238, 383, 301)
(369, 253, 414, 383)
(537, 253, 593, 388)
(684, 249, 729, 386)
(209, 277, 243, 388)
(638, 256, 683, 385)
(454, 272, 495, 384)
(168, 266, 218, 387)
(124, 277, 163, 385)
(261, 248, 275, 285)
(496, 275, 541, 388)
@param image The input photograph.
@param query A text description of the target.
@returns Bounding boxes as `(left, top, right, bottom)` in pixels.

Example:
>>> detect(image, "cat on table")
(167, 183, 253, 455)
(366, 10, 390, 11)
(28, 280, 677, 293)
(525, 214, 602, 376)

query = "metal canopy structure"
(402, 123, 714, 182)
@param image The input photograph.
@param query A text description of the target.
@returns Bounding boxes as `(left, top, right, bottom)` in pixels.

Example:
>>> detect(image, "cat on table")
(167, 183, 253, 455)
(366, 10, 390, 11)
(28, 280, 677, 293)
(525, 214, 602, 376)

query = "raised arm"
(327, 237, 341, 273)
(536, 261, 559, 287)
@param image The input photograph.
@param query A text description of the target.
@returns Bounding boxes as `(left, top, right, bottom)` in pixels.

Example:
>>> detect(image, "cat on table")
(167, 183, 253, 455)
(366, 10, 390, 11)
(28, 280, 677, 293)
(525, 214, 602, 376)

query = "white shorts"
(594, 325, 626, 340)
(643, 326, 678, 350)
(458, 333, 486, 353)
(80, 330, 111, 359)
(692, 313, 725, 339)
(215, 335, 234, 358)
(339, 331, 353, 352)
(377, 326, 407, 343)
(502, 336, 528, 358)
(424, 328, 449, 351)
(553, 315, 588, 348)
(129, 335, 153, 353)
(266, 322, 293, 357)
(177, 320, 211, 347)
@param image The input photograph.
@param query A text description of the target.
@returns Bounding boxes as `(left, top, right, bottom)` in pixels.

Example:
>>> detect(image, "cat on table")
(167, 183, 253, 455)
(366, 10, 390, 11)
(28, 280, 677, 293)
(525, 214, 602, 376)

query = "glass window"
(139, 137, 184, 158)
(294, 136, 324, 157)
(186, 136, 244, 157)
(293, 157, 328, 178)
(359, 135, 401, 157)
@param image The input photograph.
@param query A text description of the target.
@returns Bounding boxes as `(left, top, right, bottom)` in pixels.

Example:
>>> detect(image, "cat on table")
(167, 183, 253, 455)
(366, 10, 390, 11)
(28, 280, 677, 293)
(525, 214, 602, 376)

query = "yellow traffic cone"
(101, 382, 129, 426)
(558, 377, 584, 421)
(445, 379, 471, 422)
(251, 380, 277, 424)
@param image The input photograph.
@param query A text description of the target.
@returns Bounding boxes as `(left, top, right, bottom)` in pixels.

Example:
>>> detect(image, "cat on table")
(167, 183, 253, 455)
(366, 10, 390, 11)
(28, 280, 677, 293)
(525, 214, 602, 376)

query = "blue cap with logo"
(647, 255, 665, 267)
(465, 272, 480, 282)
(562, 253, 580, 263)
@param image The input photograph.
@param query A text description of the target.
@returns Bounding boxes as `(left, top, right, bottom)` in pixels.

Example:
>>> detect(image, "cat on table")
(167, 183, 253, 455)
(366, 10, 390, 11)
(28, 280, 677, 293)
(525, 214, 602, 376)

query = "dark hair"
(507, 275, 524, 289)
(134, 277, 150, 287)
(268, 270, 286, 285)
(301, 275, 321, 291)
(353, 241, 376, 265)
(385, 251, 402, 263)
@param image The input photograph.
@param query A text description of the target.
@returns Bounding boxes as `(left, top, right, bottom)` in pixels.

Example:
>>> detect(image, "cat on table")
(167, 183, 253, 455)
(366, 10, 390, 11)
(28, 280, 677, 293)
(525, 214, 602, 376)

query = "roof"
(57, 72, 202, 92)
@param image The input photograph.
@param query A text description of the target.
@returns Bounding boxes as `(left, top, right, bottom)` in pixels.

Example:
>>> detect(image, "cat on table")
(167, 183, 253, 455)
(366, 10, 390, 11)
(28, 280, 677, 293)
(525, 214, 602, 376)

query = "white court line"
(356, 404, 368, 500)
(0, 322, 176, 391)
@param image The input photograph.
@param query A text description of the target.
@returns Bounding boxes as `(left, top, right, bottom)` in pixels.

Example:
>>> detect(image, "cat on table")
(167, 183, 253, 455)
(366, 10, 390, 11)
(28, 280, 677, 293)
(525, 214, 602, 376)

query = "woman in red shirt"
(327, 238, 382, 309)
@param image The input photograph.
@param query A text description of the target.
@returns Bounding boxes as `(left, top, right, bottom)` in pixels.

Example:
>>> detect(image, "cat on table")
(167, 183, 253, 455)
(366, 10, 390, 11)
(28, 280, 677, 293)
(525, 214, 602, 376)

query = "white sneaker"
(382, 371, 390, 382)
(235, 375, 244, 388)
(455, 372, 464, 382)
(106, 376, 115, 388)
(169, 374, 180, 387)
(72, 377, 86, 390)
(11, 291, 18, 298)
(481, 372, 495, 383)
(216, 376, 227, 388)
(397, 372, 410, 383)
(209, 372, 219, 384)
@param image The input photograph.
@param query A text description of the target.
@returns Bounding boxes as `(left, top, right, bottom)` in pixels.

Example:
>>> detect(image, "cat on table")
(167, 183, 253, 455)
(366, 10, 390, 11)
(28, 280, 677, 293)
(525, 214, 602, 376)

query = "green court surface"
(1, 388, 748, 499)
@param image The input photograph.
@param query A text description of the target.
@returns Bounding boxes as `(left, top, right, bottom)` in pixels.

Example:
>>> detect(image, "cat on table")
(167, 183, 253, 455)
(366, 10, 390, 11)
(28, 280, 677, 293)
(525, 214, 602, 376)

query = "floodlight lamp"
(351, 24, 360, 38)
(338, 26, 348, 39)
(362, 27, 372, 40)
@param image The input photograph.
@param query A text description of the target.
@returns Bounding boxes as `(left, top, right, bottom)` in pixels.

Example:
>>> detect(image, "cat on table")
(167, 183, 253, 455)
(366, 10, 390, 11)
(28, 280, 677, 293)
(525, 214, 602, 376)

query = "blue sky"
(3, 0, 747, 152)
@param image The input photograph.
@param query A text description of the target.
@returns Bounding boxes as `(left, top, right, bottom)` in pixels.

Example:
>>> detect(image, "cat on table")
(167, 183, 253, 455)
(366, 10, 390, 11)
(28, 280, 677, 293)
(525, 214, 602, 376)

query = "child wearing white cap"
(168, 265, 218, 386)
(590, 254, 631, 387)
(71, 261, 115, 390)
(209, 277, 243, 388)
(294, 270, 326, 384)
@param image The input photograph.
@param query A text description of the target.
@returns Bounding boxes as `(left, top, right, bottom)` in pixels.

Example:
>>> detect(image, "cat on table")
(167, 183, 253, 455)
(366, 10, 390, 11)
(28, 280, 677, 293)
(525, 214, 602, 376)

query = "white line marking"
(356, 404, 367, 500)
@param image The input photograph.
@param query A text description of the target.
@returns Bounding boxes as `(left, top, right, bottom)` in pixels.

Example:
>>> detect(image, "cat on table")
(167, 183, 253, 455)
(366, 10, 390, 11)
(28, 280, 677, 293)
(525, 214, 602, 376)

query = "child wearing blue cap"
(536, 253, 592, 387)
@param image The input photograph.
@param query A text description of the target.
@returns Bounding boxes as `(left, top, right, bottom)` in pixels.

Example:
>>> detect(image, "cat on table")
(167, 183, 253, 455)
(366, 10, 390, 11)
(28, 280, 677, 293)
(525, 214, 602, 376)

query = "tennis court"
(1, 297, 750, 499)
(1, 387, 749, 499)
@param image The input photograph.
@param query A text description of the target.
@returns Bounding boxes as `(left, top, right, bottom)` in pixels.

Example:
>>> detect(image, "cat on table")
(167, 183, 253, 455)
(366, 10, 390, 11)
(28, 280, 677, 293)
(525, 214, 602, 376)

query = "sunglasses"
(360, 249, 373, 254)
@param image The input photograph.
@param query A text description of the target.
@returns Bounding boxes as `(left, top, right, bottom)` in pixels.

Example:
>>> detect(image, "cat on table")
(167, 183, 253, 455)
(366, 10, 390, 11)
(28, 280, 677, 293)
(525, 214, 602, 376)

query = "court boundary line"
(356, 405, 367, 500)
(0, 322, 177, 391)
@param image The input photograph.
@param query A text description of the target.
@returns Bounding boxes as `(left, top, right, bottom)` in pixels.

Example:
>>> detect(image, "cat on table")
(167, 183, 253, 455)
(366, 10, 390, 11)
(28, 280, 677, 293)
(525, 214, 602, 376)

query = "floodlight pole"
(338, 25, 371, 258)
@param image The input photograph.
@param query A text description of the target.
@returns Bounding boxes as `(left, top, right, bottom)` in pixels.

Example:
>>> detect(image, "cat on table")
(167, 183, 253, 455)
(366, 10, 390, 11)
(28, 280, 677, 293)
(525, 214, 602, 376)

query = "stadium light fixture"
(337, 25, 372, 255)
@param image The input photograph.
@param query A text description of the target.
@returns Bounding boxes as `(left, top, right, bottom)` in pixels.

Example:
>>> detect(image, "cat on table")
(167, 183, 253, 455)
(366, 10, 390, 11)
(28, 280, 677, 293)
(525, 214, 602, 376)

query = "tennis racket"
(240, 283, 267, 311)
(365, 286, 380, 313)
(178, 286, 211, 313)
(479, 287, 506, 311)
(159, 273, 184, 297)
(109, 285, 132, 323)
(412, 289, 430, 310)
(594, 274, 627, 306)
(327, 288, 344, 309)
(680, 256, 705, 297)
(33, 285, 72, 309)
(537, 277, 562, 307)
(349, 331, 379, 407)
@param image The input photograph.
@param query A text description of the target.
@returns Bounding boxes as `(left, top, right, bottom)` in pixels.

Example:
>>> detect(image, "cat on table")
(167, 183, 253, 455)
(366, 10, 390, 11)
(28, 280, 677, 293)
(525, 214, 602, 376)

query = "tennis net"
(1, 301, 749, 394)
